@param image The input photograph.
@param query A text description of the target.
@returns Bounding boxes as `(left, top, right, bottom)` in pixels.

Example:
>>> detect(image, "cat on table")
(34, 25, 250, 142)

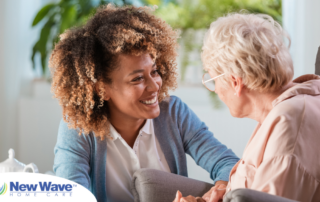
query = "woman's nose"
(146, 77, 160, 92)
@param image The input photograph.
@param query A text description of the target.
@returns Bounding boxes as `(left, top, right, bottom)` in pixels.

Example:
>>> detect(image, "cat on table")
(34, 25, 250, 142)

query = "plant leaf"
(59, 5, 77, 34)
(31, 16, 55, 74)
(39, 17, 55, 53)
(32, 3, 56, 26)
(41, 50, 48, 75)
(78, 0, 94, 15)
(31, 43, 38, 70)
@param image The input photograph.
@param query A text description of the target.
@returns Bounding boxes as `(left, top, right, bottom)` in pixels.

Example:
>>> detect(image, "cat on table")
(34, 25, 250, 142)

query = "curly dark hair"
(49, 4, 178, 140)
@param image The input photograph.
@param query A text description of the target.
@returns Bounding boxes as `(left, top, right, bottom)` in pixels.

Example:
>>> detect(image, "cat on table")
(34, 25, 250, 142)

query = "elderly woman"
(51, 4, 239, 202)
(174, 13, 320, 202)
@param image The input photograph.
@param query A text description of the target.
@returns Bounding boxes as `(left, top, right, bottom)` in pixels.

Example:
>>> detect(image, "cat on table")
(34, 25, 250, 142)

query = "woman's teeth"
(140, 97, 157, 105)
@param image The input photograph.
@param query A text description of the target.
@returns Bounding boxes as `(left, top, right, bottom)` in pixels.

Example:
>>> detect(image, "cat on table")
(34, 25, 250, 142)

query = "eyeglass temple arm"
(203, 73, 225, 83)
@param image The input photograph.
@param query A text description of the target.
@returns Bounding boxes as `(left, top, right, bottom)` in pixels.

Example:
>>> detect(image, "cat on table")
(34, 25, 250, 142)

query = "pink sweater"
(226, 74, 320, 202)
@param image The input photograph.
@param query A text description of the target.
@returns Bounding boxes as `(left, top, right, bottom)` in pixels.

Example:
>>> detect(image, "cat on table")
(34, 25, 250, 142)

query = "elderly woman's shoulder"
(271, 88, 320, 121)
(271, 94, 306, 119)
(264, 92, 320, 158)
(262, 96, 305, 154)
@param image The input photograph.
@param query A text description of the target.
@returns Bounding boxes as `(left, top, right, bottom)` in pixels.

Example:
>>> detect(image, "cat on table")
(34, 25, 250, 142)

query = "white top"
(106, 119, 171, 202)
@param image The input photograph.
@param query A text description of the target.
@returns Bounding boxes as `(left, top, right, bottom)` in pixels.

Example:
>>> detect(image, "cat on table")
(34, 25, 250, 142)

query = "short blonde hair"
(201, 12, 293, 92)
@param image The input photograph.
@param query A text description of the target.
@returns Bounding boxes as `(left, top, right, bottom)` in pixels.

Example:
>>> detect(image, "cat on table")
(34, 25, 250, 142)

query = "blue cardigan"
(53, 96, 239, 202)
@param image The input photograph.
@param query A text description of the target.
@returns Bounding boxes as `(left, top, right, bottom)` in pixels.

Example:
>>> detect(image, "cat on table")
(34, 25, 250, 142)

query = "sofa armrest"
(131, 168, 213, 202)
(224, 188, 298, 202)
(131, 169, 298, 202)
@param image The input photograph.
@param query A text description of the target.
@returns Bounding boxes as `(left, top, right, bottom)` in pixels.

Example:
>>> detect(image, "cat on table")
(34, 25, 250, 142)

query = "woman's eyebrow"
(128, 69, 144, 76)
(128, 63, 157, 76)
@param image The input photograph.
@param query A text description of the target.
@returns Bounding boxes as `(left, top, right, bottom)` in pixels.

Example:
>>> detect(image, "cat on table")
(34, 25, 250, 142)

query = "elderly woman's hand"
(201, 182, 227, 202)
(173, 191, 206, 202)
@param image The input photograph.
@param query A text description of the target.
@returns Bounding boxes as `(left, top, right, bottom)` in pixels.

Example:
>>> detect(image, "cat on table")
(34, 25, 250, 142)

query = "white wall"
(283, 0, 320, 77)
(0, 0, 6, 163)
(0, 0, 47, 161)
(18, 87, 62, 173)
(0, 0, 19, 163)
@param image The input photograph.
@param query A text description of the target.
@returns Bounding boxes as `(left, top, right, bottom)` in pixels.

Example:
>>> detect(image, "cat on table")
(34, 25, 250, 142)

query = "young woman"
(51, 5, 239, 202)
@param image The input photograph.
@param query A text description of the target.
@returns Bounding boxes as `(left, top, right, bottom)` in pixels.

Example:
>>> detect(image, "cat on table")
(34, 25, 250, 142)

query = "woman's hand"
(202, 181, 227, 202)
(173, 191, 206, 202)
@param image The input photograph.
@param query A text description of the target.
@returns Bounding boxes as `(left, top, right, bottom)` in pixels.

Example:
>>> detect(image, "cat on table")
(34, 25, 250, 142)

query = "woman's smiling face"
(103, 53, 162, 121)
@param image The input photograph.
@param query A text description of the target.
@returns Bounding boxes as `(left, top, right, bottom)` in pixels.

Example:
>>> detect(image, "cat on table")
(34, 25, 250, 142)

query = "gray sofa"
(131, 168, 298, 202)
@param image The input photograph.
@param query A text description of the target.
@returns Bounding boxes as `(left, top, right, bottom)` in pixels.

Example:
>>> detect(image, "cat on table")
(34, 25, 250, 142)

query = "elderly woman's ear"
(230, 75, 244, 97)
(95, 81, 111, 101)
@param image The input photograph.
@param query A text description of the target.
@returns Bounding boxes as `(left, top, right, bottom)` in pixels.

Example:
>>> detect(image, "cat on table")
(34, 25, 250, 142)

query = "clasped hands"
(173, 182, 227, 202)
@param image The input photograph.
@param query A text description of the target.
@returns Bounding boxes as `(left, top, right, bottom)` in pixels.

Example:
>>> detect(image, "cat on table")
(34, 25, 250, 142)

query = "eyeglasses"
(202, 73, 225, 91)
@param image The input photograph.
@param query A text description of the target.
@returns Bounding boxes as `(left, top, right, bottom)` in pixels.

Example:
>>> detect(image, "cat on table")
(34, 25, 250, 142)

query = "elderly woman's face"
(105, 53, 162, 120)
(208, 70, 246, 118)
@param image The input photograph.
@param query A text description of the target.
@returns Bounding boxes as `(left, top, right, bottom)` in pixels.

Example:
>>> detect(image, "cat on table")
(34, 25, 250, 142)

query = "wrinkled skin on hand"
(173, 191, 206, 202)
(173, 181, 227, 202)
(202, 183, 226, 202)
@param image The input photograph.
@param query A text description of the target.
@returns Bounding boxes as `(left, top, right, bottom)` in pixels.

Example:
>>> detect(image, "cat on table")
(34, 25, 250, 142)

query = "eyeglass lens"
(203, 73, 215, 91)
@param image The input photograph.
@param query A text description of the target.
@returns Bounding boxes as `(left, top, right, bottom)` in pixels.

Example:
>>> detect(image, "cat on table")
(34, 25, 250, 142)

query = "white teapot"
(0, 149, 39, 173)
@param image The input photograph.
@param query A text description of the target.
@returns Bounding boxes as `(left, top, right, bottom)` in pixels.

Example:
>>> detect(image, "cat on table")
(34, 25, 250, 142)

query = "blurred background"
(0, 0, 319, 183)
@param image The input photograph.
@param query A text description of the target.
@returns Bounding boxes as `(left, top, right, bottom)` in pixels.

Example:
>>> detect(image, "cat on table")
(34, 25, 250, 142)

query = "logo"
(0, 183, 8, 195)
(0, 173, 97, 201)
(10, 182, 73, 192)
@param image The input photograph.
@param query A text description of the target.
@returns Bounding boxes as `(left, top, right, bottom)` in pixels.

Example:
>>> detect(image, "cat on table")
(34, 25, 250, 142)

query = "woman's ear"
(230, 75, 244, 97)
(95, 81, 111, 101)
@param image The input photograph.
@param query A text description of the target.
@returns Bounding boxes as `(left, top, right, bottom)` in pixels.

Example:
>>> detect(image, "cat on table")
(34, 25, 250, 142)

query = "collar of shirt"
(109, 119, 152, 141)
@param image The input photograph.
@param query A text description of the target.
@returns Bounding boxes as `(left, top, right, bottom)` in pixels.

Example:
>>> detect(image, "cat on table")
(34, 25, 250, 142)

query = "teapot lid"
(0, 149, 25, 170)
